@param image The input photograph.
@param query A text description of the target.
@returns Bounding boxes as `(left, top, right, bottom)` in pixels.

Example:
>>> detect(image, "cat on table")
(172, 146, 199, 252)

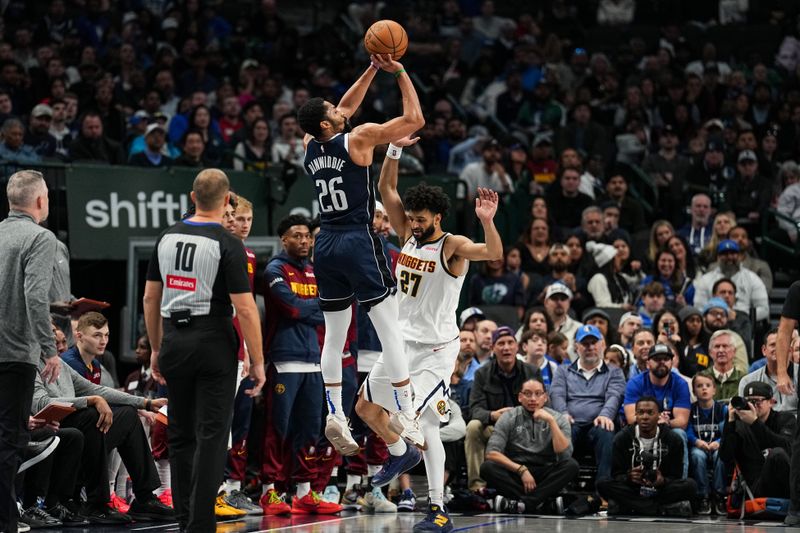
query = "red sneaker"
(109, 493, 130, 513)
(291, 491, 342, 515)
(158, 489, 173, 508)
(259, 489, 291, 515)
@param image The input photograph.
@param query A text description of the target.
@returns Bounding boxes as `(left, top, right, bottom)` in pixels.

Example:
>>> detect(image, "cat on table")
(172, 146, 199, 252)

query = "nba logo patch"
(274, 383, 286, 395)
(436, 400, 447, 416)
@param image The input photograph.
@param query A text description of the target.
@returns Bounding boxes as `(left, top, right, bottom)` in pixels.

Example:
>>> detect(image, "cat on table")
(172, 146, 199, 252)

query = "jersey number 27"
(399, 270, 421, 297)
(316, 177, 349, 213)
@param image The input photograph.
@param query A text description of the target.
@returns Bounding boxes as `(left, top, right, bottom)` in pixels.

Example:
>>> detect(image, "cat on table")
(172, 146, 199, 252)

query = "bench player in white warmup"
(355, 136, 502, 532)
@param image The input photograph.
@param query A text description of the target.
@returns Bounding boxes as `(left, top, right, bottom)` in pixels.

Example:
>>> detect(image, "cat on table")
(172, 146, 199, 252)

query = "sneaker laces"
(27, 507, 51, 520)
(309, 491, 321, 504)
(267, 491, 283, 504)
(371, 487, 388, 502)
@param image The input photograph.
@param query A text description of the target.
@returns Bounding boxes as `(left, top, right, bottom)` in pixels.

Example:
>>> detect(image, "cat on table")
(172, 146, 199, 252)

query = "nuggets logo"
(247, 263, 254, 274)
(274, 383, 286, 395)
(697, 353, 709, 367)
(436, 400, 447, 416)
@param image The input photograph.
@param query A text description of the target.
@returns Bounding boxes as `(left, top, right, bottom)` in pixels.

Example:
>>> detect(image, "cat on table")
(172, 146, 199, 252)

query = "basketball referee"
(143, 169, 265, 532)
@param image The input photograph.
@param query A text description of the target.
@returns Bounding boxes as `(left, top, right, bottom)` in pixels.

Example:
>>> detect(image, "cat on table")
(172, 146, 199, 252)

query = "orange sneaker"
(109, 493, 130, 514)
(291, 491, 342, 515)
(259, 489, 291, 515)
(157, 489, 173, 508)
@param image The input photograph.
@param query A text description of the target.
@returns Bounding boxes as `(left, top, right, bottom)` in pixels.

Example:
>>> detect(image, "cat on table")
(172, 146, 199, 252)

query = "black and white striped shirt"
(146, 220, 250, 317)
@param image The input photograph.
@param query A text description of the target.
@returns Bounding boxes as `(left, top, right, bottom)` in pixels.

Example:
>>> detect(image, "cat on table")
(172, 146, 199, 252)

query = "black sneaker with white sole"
(20, 506, 62, 529)
(18, 436, 60, 474)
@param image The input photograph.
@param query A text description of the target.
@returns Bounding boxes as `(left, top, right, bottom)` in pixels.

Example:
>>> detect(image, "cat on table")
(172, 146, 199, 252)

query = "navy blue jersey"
(305, 133, 374, 226)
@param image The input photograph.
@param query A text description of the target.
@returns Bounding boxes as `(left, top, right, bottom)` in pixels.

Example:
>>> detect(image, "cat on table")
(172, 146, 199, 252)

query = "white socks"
(420, 409, 445, 507)
(346, 474, 362, 492)
(387, 438, 408, 457)
(296, 482, 311, 499)
(321, 309, 352, 416)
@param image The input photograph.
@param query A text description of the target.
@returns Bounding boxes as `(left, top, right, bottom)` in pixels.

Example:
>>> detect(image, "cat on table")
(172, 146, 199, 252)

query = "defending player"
(354, 136, 502, 532)
(297, 53, 425, 453)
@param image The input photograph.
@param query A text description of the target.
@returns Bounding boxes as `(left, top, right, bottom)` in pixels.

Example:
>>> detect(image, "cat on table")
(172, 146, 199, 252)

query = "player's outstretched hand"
(475, 187, 499, 223)
(371, 54, 403, 74)
(391, 135, 420, 147)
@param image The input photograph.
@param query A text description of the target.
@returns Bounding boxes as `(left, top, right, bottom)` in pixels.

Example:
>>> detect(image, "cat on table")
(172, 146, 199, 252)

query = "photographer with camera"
(598, 396, 696, 516)
(719, 382, 795, 500)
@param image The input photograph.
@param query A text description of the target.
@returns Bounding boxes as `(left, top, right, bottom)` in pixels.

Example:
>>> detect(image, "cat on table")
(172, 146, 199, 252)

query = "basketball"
(364, 19, 408, 60)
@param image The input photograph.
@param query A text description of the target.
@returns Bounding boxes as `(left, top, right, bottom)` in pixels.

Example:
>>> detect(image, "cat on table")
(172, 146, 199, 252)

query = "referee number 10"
(174, 241, 197, 272)
(399, 270, 421, 297)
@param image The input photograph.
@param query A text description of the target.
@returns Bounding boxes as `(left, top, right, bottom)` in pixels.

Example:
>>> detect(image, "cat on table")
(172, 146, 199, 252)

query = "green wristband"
(394, 69, 406, 78)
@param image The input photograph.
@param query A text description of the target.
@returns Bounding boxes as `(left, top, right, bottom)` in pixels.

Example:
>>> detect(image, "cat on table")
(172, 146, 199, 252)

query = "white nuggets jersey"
(395, 233, 467, 344)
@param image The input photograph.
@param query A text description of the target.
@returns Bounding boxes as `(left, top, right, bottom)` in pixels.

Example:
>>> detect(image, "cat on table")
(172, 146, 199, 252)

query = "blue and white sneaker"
(371, 446, 422, 488)
(321, 485, 340, 504)
(413, 502, 454, 532)
(397, 489, 416, 512)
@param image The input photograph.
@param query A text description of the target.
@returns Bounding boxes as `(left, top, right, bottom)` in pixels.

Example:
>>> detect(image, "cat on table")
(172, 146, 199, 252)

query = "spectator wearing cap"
(69, 111, 125, 165)
(0, 118, 41, 164)
(623, 343, 691, 476)
(641, 125, 690, 224)
(677, 193, 715, 256)
(685, 138, 734, 210)
(24, 104, 57, 158)
(459, 138, 514, 202)
(547, 167, 595, 232)
(600, 173, 645, 235)
(727, 149, 770, 229)
(693, 239, 769, 323)
(698, 330, 746, 401)
(128, 123, 172, 167)
(555, 102, 608, 161)
(465, 325, 539, 490)
(719, 380, 795, 500)
(738, 328, 798, 413)
(710, 278, 754, 358)
(460, 307, 486, 333)
(550, 324, 625, 483)
(528, 133, 558, 188)
(722, 226, 772, 293)
(677, 306, 711, 376)
(582, 308, 615, 343)
(543, 283, 583, 361)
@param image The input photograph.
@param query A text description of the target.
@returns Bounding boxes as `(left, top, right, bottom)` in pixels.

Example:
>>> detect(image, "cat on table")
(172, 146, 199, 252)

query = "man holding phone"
(719, 382, 795, 500)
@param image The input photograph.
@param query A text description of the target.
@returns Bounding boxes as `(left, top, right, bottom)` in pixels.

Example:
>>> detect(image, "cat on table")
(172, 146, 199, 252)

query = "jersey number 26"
(316, 177, 349, 213)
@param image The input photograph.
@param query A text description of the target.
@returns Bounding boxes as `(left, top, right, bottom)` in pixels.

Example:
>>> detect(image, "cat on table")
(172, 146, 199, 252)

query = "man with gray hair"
(0, 118, 41, 164)
(677, 193, 714, 255)
(0, 169, 62, 533)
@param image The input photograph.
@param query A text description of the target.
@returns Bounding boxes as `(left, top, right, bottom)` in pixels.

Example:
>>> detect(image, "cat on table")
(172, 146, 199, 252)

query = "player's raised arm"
(378, 135, 419, 242)
(351, 54, 424, 149)
(447, 188, 503, 262)
(336, 61, 380, 119)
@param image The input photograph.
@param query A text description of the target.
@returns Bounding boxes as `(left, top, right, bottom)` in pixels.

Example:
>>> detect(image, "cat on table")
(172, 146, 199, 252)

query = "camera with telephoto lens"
(730, 396, 750, 411)
(639, 450, 659, 484)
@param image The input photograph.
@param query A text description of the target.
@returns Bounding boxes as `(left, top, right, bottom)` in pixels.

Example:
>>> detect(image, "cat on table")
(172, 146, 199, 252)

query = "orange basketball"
(364, 19, 408, 60)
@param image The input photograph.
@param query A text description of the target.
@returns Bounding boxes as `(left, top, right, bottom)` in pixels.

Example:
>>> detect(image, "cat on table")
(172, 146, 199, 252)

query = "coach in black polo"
(143, 168, 265, 532)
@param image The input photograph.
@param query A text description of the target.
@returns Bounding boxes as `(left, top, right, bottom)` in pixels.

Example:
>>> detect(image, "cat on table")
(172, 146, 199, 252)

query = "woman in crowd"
(677, 305, 710, 376)
(642, 249, 695, 307)
(647, 219, 675, 264)
(233, 117, 271, 171)
(587, 238, 636, 309)
(188, 104, 223, 164)
(517, 216, 553, 276)
(604, 344, 630, 380)
(505, 245, 530, 293)
(666, 235, 699, 282)
(699, 211, 736, 267)
(516, 307, 553, 341)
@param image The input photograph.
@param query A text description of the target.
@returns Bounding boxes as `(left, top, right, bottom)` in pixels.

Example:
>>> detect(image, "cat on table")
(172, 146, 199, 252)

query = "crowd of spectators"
(7, 0, 800, 526)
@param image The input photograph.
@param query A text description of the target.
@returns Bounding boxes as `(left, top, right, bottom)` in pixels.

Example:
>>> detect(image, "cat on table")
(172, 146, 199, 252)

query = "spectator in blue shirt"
(624, 343, 690, 476)
(0, 118, 41, 164)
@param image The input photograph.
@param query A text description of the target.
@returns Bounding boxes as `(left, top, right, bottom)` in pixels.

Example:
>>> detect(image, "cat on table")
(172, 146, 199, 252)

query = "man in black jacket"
(68, 112, 125, 164)
(465, 326, 539, 490)
(719, 381, 795, 498)
(597, 396, 696, 516)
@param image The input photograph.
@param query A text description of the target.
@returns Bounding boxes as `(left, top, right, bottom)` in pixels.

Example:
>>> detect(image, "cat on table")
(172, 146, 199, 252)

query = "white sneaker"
(396, 488, 416, 512)
(324, 414, 360, 456)
(358, 487, 397, 513)
(389, 411, 426, 449)
(18, 522, 31, 532)
(321, 485, 340, 504)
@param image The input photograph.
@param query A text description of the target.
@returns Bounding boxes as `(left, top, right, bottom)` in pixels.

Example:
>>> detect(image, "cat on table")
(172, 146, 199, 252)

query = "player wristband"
(386, 143, 402, 159)
(370, 62, 380, 71)
(394, 69, 406, 78)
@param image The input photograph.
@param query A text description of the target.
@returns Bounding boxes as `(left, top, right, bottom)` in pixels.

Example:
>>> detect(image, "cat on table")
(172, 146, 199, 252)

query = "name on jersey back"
(307, 155, 346, 174)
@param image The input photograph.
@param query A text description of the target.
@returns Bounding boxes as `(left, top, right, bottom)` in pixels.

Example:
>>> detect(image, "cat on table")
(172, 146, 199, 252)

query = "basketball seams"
(368, 26, 393, 53)
(365, 20, 407, 59)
